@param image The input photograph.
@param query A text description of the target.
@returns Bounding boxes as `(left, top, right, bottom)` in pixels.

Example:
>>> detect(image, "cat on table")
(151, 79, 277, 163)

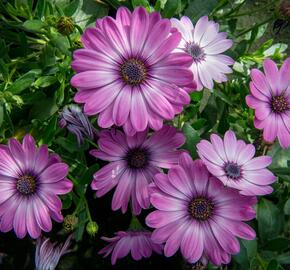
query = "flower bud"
(57, 16, 74, 36)
(86, 221, 98, 237)
(63, 214, 78, 232)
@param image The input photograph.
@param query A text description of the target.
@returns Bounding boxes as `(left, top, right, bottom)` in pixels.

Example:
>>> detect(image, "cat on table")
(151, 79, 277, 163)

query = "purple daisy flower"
(99, 230, 163, 265)
(71, 7, 195, 136)
(171, 16, 234, 91)
(146, 153, 256, 265)
(196, 130, 276, 196)
(0, 135, 73, 239)
(90, 125, 185, 215)
(35, 235, 72, 270)
(246, 58, 290, 149)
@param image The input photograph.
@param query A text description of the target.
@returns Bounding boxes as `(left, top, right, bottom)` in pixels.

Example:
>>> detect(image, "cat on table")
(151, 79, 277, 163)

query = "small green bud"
(86, 221, 98, 237)
(46, 15, 58, 27)
(63, 214, 78, 232)
(57, 16, 74, 36)
(72, 39, 83, 49)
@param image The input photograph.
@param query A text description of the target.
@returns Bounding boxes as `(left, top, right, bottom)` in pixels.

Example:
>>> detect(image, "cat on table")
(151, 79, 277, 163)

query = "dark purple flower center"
(271, 94, 288, 113)
(224, 162, 241, 179)
(120, 59, 147, 86)
(188, 197, 214, 220)
(126, 148, 148, 169)
(16, 175, 36, 195)
(185, 42, 205, 62)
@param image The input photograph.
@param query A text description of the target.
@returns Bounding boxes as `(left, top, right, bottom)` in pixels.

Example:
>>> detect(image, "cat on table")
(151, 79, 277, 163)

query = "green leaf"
(0, 105, 4, 128)
(79, 164, 99, 185)
(30, 97, 58, 120)
(267, 260, 279, 270)
(7, 72, 36, 94)
(277, 251, 290, 265)
(271, 167, 290, 177)
(23, 19, 46, 32)
(40, 45, 56, 67)
(0, 59, 8, 82)
(41, 115, 58, 145)
(34, 76, 58, 88)
(184, 0, 218, 22)
(71, 0, 109, 29)
(213, 88, 233, 106)
(284, 199, 290, 215)
(263, 237, 290, 252)
(269, 143, 290, 168)
(257, 198, 284, 242)
(199, 89, 211, 113)
(132, 0, 150, 9)
(63, 0, 80, 16)
(36, 0, 46, 18)
(181, 123, 200, 158)
(61, 192, 73, 209)
(161, 0, 179, 18)
(50, 35, 70, 56)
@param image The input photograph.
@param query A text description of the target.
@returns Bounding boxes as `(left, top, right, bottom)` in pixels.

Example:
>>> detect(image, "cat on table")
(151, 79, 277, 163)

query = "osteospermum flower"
(197, 130, 276, 196)
(0, 135, 73, 238)
(99, 231, 163, 265)
(90, 125, 185, 215)
(35, 235, 72, 270)
(171, 16, 234, 91)
(146, 153, 256, 265)
(246, 58, 290, 149)
(71, 7, 195, 135)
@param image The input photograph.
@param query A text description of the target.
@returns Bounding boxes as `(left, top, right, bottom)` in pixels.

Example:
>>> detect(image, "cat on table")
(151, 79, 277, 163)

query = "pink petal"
(130, 87, 148, 132)
(279, 57, 290, 90)
(39, 163, 68, 183)
(112, 85, 131, 126)
(263, 59, 279, 95)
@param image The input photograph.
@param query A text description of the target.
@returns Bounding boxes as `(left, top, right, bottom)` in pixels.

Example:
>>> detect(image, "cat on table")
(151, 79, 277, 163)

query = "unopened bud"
(63, 214, 78, 232)
(86, 221, 98, 237)
(46, 15, 58, 27)
(57, 16, 74, 36)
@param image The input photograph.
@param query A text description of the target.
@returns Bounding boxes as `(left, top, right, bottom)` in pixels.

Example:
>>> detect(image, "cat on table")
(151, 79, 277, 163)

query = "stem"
(217, 0, 247, 20)
(236, 17, 274, 37)
(129, 216, 143, 230)
(86, 139, 98, 149)
(68, 173, 79, 185)
(66, 35, 73, 50)
(262, 145, 269, 155)
(225, 0, 277, 19)
(83, 196, 93, 222)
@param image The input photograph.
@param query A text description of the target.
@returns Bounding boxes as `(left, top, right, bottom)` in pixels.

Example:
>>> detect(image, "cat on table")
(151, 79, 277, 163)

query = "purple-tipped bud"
(59, 105, 98, 145)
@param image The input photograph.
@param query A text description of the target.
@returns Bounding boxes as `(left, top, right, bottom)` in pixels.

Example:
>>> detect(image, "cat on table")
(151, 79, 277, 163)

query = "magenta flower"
(90, 125, 185, 215)
(99, 230, 163, 265)
(246, 58, 290, 149)
(197, 130, 276, 196)
(71, 7, 195, 136)
(0, 135, 73, 239)
(171, 16, 234, 91)
(146, 153, 256, 265)
(35, 235, 72, 270)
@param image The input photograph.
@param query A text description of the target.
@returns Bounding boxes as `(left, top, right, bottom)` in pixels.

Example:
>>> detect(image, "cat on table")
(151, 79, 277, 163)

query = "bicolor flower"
(0, 135, 72, 238)
(146, 153, 256, 265)
(197, 130, 276, 196)
(71, 7, 195, 135)
(90, 125, 185, 215)
(246, 58, 290, 149)
(171, 16, 234, 90)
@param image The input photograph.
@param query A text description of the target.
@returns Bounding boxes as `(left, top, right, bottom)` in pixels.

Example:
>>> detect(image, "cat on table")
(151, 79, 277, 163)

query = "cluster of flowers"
(0, 6, 289, 269)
